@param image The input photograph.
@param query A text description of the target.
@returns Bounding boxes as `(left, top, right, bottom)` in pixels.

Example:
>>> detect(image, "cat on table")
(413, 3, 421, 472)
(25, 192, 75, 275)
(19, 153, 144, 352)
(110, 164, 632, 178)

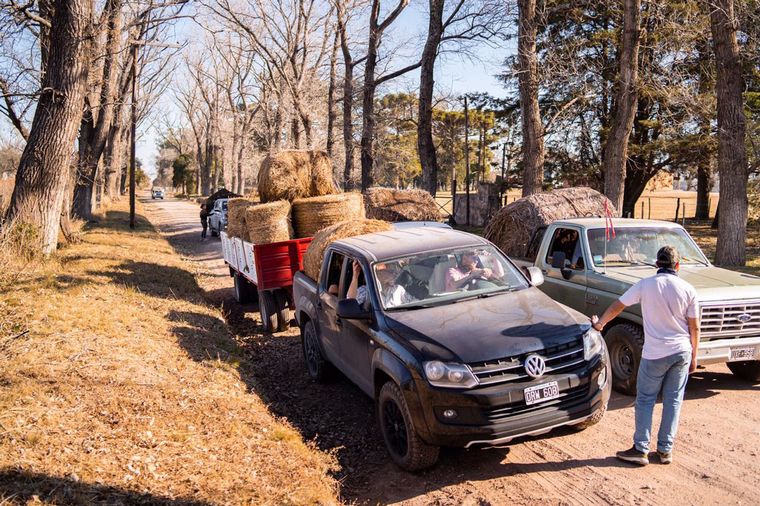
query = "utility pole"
(129, 42, 138, 230)
(464, 96, 470, 226)
(500, 142, 506, 204)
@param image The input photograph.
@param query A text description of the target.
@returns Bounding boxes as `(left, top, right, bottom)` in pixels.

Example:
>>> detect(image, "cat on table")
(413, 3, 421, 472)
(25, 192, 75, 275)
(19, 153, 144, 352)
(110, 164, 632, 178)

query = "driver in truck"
(592, 245, 699, 467)
(445, 251, 504, 291)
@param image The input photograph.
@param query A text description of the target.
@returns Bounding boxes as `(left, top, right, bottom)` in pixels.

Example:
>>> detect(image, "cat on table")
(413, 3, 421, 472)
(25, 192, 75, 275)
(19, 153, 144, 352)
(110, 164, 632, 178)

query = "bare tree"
(517, 0, 544, 196)
(709, 0, 748, 266)
(602, 0, 642, 212)
(5, 0, 92, 255)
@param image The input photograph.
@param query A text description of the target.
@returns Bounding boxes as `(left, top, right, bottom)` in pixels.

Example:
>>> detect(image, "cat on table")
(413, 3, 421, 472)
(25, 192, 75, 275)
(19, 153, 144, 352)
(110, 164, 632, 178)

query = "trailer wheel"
(259, 290, 278, 332)
(233, 273, 257, 304)
(275, 289, 290, 332)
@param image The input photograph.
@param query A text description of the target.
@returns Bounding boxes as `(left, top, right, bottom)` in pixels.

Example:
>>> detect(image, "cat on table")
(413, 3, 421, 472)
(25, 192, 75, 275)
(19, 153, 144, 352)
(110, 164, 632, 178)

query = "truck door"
(317, 251, 345, 367)
(336, 257, 374, 395)
(537, 226, 589, 314)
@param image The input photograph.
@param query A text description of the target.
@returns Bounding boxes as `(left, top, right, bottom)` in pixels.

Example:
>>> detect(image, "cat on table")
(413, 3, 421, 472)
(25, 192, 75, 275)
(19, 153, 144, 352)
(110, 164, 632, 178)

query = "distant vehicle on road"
(151, 188, 165, 199)
(292, 226, 611, 471)
(208, 198, 229, 237)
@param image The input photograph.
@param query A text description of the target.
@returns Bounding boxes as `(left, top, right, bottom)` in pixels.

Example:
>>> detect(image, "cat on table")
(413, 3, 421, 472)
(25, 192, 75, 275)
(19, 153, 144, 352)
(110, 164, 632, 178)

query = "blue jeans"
(633, 351, 691, 454)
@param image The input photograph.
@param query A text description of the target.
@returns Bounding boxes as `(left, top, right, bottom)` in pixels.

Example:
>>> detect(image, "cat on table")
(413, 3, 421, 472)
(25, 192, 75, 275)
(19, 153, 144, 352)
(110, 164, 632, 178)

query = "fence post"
(674, 198, 681, 222)
(648, 197, 652, 219)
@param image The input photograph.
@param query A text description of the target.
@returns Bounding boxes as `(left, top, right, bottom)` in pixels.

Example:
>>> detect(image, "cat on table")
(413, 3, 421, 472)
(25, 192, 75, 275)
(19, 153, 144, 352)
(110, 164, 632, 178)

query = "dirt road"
(143, 195, 760, 506)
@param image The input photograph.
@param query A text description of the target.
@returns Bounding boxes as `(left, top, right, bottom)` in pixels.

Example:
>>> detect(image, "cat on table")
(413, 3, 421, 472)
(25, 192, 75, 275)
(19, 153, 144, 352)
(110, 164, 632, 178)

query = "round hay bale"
(303, 219, 393, 280)
(245, 200, 293, 245)
(258, 150, 338, 203)
(292, 193, 366, 238)
(226, 197, 258, 241)
(364, 187, 442, 222)
(484, 187, 616, 258)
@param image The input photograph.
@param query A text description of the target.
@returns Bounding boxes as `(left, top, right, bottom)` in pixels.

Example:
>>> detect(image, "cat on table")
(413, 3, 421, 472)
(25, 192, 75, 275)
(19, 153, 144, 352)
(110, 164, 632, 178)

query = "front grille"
(700, 301, 760, 339)
(469, 337, 585, 387)
(484, 383, 589, 423)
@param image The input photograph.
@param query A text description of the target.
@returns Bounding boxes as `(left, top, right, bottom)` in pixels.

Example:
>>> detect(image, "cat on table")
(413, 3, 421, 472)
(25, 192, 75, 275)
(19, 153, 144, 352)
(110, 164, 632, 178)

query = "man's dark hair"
(656, 245, 679, 269)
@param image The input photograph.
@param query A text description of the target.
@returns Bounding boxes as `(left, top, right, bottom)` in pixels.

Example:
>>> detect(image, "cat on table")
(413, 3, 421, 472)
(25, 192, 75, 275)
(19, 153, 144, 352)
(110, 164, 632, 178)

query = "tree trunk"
(337, 3, 355, 190)
(709, 0, 748, 266)
(360, 2, 381, 192)
(517, 0, 545, 196)
(326, 30, 340, 158)
(418, 0, 444, 196)
(5, 0, 92, 256)
(695, 38, 712, 220)
(72, 0, 123, 219)
(602, 0, 641, 213)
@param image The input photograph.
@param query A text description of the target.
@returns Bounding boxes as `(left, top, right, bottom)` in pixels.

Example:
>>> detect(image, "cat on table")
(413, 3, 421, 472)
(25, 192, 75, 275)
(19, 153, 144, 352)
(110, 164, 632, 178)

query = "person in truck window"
(445, 251, 503, 291)
(348, 260, 415, 308)
(592, 245, 699, 467)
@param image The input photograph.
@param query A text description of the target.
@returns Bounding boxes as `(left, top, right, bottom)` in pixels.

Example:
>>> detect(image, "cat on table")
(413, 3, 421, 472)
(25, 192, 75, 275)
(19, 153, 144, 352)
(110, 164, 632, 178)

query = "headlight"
(423, 361, 478, 388)
(583, 328, 604, 361)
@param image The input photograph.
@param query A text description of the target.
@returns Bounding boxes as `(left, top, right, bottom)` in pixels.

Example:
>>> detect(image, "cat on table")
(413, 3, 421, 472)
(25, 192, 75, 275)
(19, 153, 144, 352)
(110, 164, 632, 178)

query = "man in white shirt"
(593, 246, 699, 466)
(347, 260, 415, 309)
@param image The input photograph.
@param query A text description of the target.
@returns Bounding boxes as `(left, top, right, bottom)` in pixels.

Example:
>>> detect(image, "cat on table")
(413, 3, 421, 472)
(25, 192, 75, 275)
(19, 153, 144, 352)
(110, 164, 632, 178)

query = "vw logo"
(737, 313, 753, 324)
(524, 354, 546, 379)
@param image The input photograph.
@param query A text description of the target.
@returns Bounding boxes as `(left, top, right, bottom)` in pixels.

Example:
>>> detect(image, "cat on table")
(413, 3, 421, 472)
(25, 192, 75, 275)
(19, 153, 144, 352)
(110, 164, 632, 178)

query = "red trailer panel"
(253, 237, 312, 291)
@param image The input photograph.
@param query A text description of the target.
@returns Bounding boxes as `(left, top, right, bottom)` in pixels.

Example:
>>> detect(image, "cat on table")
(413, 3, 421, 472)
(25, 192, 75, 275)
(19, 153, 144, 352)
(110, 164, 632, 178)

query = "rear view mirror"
(527, 266, 544, 287)
(337, 298, 371, 320)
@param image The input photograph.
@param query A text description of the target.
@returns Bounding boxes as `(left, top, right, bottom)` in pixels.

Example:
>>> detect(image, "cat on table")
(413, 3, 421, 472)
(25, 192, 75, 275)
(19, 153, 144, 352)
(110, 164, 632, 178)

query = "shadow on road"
(0, 469, 209, 506)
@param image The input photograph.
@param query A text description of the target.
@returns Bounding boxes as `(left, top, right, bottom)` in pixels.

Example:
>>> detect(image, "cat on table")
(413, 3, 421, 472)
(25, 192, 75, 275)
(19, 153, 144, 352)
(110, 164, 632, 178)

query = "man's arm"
(687, 316, 699, 373)
(592, 300, 627, 332)
(347, 260, 361, 299)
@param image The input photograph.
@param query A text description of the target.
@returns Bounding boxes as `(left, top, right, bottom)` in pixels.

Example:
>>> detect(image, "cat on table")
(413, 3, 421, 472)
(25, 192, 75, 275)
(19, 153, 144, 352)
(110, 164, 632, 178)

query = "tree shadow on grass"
(0, 469, 209, 505)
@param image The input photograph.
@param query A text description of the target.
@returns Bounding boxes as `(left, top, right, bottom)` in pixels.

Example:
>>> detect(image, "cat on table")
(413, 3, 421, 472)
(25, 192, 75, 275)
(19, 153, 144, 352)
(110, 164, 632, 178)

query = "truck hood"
(601, 266, 760, 302)
(384, 287, 590, 364)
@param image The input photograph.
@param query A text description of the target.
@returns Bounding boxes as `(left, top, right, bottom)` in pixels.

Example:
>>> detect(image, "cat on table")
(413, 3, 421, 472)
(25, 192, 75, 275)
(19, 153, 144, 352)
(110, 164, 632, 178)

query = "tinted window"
(323, 251, 345, 296)
(545, 227, 584, 270)
(524, 227, 546, 261)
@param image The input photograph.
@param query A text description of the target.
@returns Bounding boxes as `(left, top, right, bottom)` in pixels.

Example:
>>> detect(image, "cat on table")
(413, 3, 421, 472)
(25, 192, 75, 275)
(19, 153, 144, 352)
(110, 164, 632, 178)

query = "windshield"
(370, 245, 529, 311)
(587, 227, 708, 267)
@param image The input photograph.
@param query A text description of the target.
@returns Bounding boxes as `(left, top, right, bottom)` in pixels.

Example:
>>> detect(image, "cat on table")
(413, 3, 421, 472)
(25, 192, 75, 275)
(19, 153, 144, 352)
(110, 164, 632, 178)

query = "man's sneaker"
(656, 450, 673, 464)
(616, 446, 649, 466)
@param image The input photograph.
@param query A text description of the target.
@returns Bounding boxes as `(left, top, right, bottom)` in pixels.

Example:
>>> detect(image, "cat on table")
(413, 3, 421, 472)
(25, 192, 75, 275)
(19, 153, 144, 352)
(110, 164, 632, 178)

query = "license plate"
(524, 381, 560, 406)
(730, 347, 756, 361)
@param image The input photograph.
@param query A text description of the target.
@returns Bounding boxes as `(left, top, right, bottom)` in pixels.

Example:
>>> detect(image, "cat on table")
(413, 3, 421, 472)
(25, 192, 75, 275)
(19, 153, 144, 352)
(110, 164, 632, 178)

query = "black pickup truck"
(292, 226, 611, 471)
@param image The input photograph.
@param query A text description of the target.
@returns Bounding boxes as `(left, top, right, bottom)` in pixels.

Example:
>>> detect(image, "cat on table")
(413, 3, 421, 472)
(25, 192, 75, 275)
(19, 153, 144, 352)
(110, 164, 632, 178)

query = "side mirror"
(551, 251, 566, 269)
(337, 298, 371, 320)
(526, 266, 544, 287)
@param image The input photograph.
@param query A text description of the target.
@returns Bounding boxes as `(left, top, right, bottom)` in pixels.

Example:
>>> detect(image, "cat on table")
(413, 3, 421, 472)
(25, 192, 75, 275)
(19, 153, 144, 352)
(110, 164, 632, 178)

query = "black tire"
(377, 382, 439, 472)
(605, 323, 644, 396)
(259, 290, 278, 333)
(727, 361, 760, 382)
(301, 319, 329, 382)
(274, 289, 290, 332)
(573, 402, 607, 431)
(233, 273, 257, 304)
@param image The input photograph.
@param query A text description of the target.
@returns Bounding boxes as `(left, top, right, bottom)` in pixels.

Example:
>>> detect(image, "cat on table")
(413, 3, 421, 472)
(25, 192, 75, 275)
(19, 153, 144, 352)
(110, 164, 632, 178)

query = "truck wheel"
(605, 323, 644, 396)
(301, 320, 329, 382)
(259, 290, 278, 333)
(275, 289, 290, 332)
(573, 402, 607, 431)
(377, 382, 439, 472)
(233, 274, 257, 304)
(727, 361, 760, 382)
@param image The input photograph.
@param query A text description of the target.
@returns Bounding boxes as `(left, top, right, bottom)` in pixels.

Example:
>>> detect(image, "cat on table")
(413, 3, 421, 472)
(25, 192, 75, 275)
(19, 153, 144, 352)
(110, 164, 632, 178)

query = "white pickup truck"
(511, 218, 760, 394)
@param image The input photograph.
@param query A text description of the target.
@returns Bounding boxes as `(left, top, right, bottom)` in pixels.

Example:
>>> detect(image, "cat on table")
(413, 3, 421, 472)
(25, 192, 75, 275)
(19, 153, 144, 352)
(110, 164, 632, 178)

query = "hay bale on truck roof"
(292, 193, 365, 238)
(364, 187, 442, 222)
(303, 219, 393, 280)
(205, 188, 239, 209)
(226, 197, 258, 240)
(245, 200, 292, 245)
(257, 150, 338, 203)
(484, 187, 616, 258)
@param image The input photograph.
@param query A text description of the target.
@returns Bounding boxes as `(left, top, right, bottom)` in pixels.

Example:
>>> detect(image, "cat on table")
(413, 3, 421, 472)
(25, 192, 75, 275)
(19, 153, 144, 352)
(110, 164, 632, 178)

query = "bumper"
(407, 354, 611, 448)
(697, 336, 760, 365)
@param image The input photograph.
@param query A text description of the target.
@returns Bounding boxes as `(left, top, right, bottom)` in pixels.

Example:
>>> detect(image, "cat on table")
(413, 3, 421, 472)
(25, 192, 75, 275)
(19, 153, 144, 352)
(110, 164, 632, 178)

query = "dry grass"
(0, 201, 338, 505)
(258, 151, 337, 203)
(292, 193, 365, 239)
(245, 200, 292, 244)
(363, 188, 441, 223)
